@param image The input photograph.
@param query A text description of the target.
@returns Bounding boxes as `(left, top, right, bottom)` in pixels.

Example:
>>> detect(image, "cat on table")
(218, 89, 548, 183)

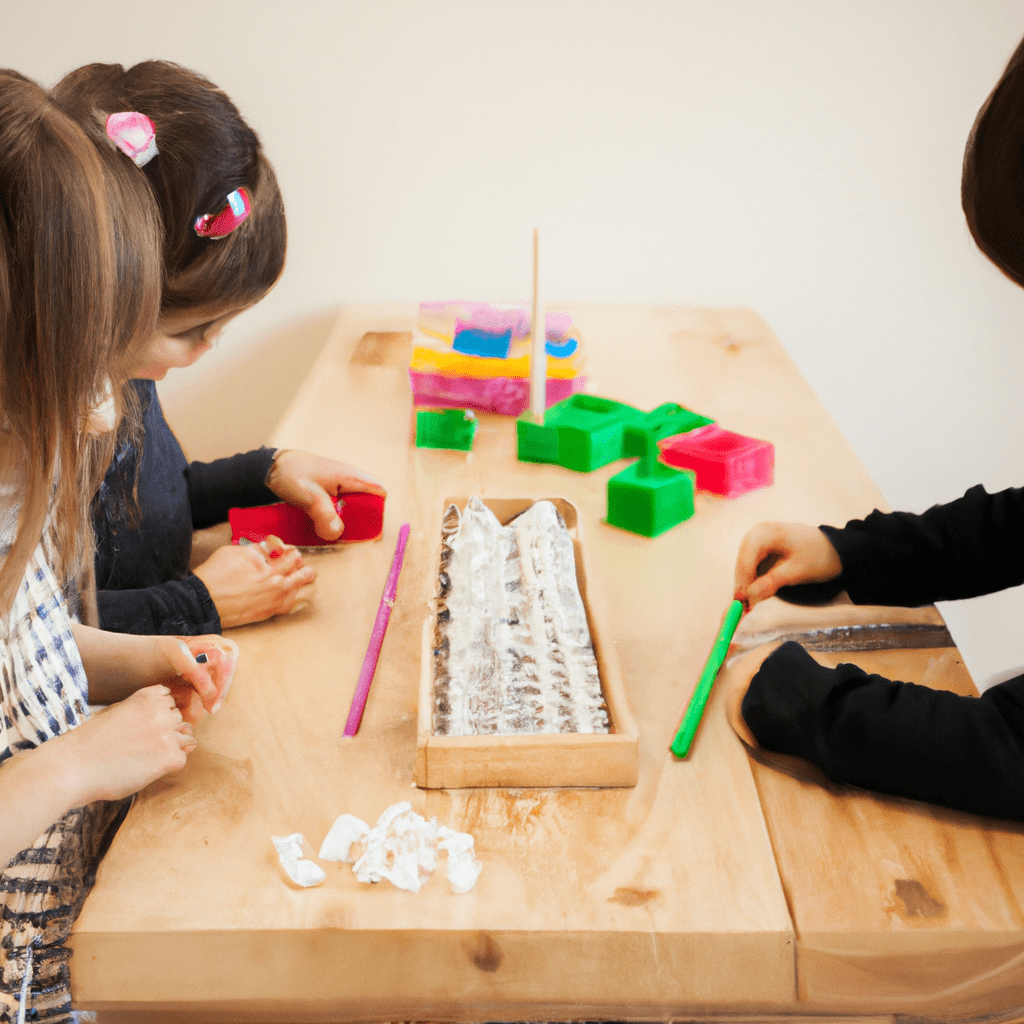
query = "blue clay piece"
(453, 326, 513, 359)
(544, 337, 578, 358)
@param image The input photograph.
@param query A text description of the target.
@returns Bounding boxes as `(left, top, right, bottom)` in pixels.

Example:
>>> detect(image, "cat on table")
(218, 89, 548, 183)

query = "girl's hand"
(71, 624, 235, 720)
(156, 634, 239, 722)
(64, 686, 196, 804)
(734, 522, 842, 608)
(194, 537, 315, 629)
(266, 449, 386, 541)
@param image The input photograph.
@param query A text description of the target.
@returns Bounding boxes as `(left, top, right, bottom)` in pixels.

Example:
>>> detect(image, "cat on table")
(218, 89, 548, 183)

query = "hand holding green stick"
(670, 599, 745, 758)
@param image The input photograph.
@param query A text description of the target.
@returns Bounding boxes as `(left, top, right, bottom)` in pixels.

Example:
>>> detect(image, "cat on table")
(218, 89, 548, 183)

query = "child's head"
(962, 36, 1024, 287)
(0, 69, 161, 608)
(51, 61, 287, 327)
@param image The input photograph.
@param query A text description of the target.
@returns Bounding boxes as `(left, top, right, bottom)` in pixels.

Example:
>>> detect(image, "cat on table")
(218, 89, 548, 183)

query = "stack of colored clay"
(410, 300, 587, 416)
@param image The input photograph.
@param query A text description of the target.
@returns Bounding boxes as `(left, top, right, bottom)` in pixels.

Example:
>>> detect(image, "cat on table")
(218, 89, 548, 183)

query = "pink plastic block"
(418, 301, 574, 342)
(458, 308, 528, 337)
(409, 369, 587, 416)
(659, 424, 774, 497)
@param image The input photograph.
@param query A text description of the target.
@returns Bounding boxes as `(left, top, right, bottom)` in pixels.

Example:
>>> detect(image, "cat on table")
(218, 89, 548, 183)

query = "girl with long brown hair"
(0, 71, 231, 1022)
(52, 61, 386, 637)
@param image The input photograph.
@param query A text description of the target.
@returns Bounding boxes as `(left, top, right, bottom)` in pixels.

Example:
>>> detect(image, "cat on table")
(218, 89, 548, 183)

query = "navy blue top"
(92, 379, 277, 635)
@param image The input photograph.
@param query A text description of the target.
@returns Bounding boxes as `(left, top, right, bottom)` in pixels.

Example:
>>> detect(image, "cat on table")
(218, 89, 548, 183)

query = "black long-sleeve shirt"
(819, 484, 1024, 606)
(92, 379, 277, 635)
(746, 484, 1024, 820)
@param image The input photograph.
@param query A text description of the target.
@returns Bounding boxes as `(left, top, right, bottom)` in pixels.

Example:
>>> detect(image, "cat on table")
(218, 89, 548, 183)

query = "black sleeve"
(743, 641, 1024, 821)
(186, 447, 279, 529)
(779, 484, 1024, 608)
(96, 575, 221, 636)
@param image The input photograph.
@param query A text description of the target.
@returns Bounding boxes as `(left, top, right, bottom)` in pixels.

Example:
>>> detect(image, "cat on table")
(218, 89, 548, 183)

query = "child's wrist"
(264, 448, 289, 488)
(18, 731, 93, 811)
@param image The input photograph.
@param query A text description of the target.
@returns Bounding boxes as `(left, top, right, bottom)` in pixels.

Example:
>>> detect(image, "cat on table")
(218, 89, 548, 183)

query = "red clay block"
(659, 424, 773, 498)
(229, 492, 385, 546)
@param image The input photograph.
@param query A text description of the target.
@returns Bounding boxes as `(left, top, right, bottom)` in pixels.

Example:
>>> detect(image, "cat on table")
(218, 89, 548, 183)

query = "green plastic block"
(516, 394, 644, 472)
(516, 413, 561, 464)
(623, 403, 715, 456)
(606, 460, 695, 537)
(415, 408, 478, 450)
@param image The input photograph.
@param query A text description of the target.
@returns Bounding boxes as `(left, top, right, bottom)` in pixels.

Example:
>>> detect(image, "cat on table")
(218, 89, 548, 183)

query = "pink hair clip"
(105, 111, 158, 168)
(194, 187, 252, 239)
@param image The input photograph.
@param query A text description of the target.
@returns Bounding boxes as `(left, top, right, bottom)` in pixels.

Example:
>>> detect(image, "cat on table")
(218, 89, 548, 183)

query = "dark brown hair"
(963, 38, 1024, 286)
(52, 61, 286, 315)
(0, 70, 161, 610)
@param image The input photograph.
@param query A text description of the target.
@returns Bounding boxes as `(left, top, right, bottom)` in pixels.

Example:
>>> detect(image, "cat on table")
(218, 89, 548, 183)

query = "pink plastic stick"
(344, 522, 410, 737)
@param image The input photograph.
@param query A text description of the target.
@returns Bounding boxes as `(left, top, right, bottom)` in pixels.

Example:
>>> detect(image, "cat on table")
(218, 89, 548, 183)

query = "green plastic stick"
(670, 599, 744, 758)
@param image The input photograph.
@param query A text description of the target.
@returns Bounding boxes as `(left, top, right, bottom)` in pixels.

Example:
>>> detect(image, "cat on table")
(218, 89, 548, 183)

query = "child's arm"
(817, 485, 1024, 606)
(741, 640, 1024, 820)
(0, 685, 194, 867)
(737, 485, 1024, 611)
(70, 625, 237, 721)
(734, 522, 842, 608)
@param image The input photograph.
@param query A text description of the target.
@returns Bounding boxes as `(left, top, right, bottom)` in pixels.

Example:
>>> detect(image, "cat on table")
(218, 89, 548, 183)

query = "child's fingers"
(239, 543, 270, 571)
(171, 638, 219, 712)
(277, 566, 316, 604)
(297, 479, 345, 541)
(266, 546, 307, 577)
(172, 686, 207, 725)
(176, 722, 198, 754)
(734, 525, 783, 597)
(193, 646, 223, 669)
(745, 560, 799, 605)
(262, 534, 291, 560)
(183, 636, 239, 713)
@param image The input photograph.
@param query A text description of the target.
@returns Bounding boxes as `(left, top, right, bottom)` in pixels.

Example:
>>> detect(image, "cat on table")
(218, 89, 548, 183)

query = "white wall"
(6, 0, 1024, 686)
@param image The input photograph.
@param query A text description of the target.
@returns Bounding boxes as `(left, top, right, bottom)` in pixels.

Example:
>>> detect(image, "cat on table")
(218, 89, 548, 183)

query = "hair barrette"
(194, 187, 252, 239)
(105, 111, 158, 168)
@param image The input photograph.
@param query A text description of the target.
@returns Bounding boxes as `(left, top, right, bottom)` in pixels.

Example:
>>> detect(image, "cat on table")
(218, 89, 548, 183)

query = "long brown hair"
(0, 70, 161, 611)
(962, 37, 1024, 286)
(52, 61, 287, 315)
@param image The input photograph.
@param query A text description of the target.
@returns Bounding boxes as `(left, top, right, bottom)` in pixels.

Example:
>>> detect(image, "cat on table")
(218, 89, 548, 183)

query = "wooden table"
(70, 305, 1024, 1023)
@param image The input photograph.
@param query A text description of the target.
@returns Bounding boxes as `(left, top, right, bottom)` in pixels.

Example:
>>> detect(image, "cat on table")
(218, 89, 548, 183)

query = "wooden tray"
(414, 495, 639, 789)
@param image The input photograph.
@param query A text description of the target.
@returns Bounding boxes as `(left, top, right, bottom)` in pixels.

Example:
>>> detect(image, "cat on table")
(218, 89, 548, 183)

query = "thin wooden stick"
(529, 227, 546, 424)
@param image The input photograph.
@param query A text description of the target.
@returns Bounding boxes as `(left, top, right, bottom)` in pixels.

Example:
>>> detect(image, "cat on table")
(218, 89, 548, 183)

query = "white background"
(6, 0, 1024, 686)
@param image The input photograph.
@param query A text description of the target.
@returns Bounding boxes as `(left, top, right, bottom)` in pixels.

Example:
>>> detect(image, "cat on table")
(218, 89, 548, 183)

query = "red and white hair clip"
(105, 111, 158, 168)
(194, 187, 252, 239)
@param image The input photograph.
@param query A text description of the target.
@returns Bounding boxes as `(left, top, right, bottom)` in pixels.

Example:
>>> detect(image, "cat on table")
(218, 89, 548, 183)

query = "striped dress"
(0, 536, 128, 1022)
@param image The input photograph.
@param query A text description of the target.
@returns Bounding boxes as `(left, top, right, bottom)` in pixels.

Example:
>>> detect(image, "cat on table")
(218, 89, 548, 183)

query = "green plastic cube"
(516, 413, 561, 464)
(606, 461, 695, 537)
(415, 408, 478, 450)
(622, 403, 714, 456)
(516, 394, 644, 472)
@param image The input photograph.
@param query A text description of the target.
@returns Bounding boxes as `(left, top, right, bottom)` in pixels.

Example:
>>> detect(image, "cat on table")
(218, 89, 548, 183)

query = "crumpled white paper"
(438, 824, 484, 894)
(318, 813, 370, 863)
(271, 832, 326, 888)
(323, 801, 482, 894)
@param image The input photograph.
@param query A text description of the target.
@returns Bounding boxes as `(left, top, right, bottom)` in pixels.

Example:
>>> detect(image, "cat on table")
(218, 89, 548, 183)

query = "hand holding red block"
(229, 492, 386, 547)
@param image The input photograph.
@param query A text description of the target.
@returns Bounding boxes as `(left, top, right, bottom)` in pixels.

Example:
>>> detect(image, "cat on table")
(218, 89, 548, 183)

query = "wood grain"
(721, 643, 1024, 1020)
(69, 304, 1022, 1022)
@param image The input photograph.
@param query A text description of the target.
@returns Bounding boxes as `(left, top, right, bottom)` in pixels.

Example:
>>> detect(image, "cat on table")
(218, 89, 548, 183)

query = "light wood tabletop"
(70, 305, 1024, 1023)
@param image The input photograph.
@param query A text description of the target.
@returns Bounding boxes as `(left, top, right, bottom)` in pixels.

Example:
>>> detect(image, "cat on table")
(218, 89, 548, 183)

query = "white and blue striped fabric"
(0, 534, 109, 1023)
